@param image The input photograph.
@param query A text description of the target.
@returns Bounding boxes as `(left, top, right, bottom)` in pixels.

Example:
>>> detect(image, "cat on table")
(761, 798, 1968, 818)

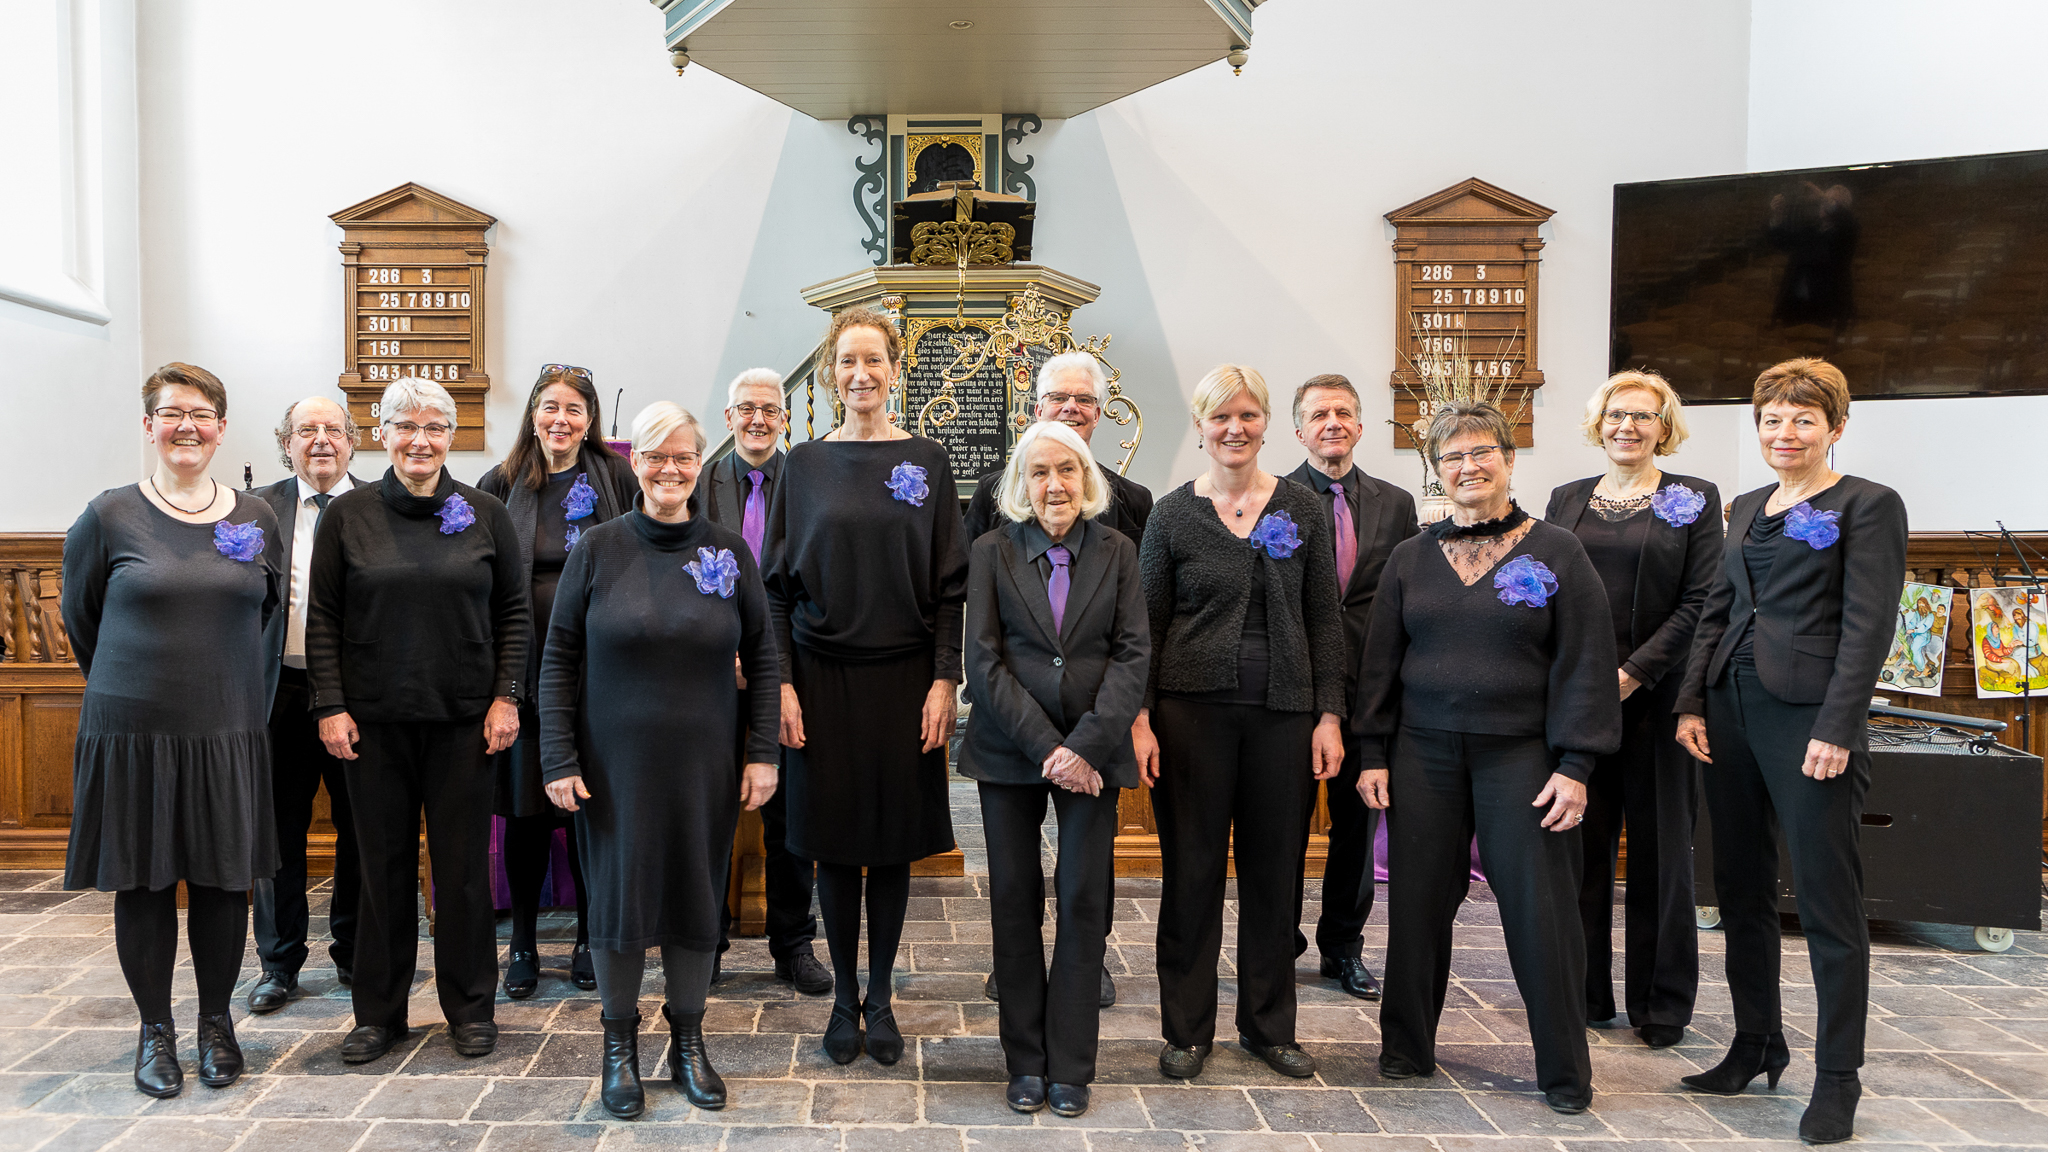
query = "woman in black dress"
(1354, 400, 1621, 1115)
(1131, 364, 1347, 1083)
(479, 364, 634, 998)
(1675, 359, 1907, 1144)
(541, 402, 780, 1118)
(1544, 370, 1722, 1048)
(766, 306, 967, 1066)
(306, 377, 529, 1067)
(62, 363, 282, 1098)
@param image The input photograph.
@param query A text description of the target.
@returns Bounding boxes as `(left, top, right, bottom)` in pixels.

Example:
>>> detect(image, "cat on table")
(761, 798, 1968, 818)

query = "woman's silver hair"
(1036, 351, 1107, 400)
(998, 420, 1111, 525)
(272, 398, 360, 468)
(630, 401, 707, 454)
(1422, 400, 1517, 475)
(377, 377, 458, 428)
(727, 368, 785, 408)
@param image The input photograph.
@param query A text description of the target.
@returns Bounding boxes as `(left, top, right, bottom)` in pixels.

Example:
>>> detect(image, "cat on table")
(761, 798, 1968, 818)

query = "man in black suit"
(1285, 374, 1419, 1001)
(704, 368, 832, 995)
(248, 397, 366, 1012)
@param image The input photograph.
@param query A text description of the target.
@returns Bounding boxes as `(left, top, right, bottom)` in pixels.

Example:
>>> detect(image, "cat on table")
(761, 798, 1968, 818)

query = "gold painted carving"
(909, 220, 1016, 267)
(905, 134, 984, 185)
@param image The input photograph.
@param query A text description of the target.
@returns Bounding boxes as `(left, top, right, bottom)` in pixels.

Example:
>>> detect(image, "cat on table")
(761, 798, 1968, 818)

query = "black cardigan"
(477, 443, 636, 583)
(305, 468, 530, 722)
(1138, 479, 1346, 716)
(1544, 472, 1724, 690)
(1350, 521, 1622, 781)
(1676, 474, 1908, 749)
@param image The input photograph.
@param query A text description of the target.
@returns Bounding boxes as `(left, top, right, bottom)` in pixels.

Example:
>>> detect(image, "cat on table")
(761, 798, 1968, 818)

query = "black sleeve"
(965, 536, 1066, 765)
(1063, 534, 1153, 770)
(1676, 524, 1739, 720)
(1138, 505, 1176, 711)
(254, 501, 284, 634)
(1545, 538, 1625, 782)
(762, 455, 801, 682)
(59, 503, 109, 677)
(963, 471, 999, 547)
(305, 501, 349, 717)
(733, 542, 782, 765)
(477, 465, 510, 504)
(1294, 489, 1349, 717)
(538, 537, 591, 784)
(482, 497, 532, 703)
(928, 452, 970, 683)
(1813, 485, 1909, 748)
(1348, 547, 1409, 768)
(1624, 483, 1724, 688)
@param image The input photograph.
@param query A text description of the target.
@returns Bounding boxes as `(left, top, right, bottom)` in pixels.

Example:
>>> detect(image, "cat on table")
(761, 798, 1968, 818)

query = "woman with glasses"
(305, 376, 529, 1067)
(479, 364, 634, 999)
(62, 363, 283, 1097)
(1545, 372, 1722, 1049)
(1353, 400, 1620, 1115)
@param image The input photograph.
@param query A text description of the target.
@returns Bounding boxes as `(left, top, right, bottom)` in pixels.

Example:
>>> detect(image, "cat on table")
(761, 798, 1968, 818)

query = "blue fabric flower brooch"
(213, 520, 264, 562)
(1785, 502, 1840, 549)
(1249, 510, 1302, 559)
(887, 461, 929, 507)
(1650, 483, 1706, 527)
(437, 492, 476, 534)
(563, 472, 597, 550)
(1494, 554, 1558, 608)
(685, 547, 740, 599)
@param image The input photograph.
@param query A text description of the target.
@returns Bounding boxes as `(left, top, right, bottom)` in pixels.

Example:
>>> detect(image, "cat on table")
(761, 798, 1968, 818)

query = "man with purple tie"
(705, 368, 831, 995)
(1284, 375, 1419, 1001)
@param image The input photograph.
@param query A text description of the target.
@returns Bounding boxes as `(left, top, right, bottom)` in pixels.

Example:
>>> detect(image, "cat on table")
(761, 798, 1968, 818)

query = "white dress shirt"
(283, 473, 354, 668)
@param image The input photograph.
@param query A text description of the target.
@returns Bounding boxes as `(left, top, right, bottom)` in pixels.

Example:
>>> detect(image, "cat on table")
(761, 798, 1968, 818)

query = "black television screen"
(1610, 149, 2048, 403)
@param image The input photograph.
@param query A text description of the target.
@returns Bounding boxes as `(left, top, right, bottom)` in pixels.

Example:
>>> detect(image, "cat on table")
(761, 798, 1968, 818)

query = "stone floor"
(3, 781, 2046, 1151)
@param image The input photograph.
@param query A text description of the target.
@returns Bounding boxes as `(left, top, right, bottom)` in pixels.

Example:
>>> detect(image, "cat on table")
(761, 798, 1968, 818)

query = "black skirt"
(785, 646, 955, 866)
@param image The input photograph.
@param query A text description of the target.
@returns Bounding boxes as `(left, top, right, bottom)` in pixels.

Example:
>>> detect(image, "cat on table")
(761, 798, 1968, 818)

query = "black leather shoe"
(503, 951, 539, 999)
(1800, 1070, 1860, 1144)
(775, 951, 833, 995)
(1319, 956, 1382, 1001)
(663, 1005, 726, 1109)
(195, 1012, 243, 1087)
(570, 943, 597, 991)
(1099, 964, 1117, 1009)
(984, 972, 999, 1001)
(133, 1020, 182, 1098)
(1047, 1082, 1090, 1117)
(599, 1013, 644, 1120)
(336, 965, 353, 987)
(862, 1000, 904, 1065)
(1241, 1036, 1317, 1078)
(247, 970, 296, 1013)
(1158, 1042, 1210, 1079)
(1681, 1030, 1789, 1095)
(1638, 1023, 1685, 1049)
(1378, 1053, 1433, 1080)
(450, 1020, 497, 1056)
(1005, 1074, 1047, 1113)
(341, 1024, 403, 1064)
(1546, 1090, 1591, 1115)
(823, 1003, 862, 1065)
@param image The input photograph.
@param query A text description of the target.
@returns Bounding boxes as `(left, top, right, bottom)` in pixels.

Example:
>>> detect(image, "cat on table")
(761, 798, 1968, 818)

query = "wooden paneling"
(1, 533, 82, 867)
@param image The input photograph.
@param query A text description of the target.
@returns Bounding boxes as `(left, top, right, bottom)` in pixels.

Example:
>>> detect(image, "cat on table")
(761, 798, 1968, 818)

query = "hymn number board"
(1386, 178, 1554, 448)
(331, 184, 495, 452)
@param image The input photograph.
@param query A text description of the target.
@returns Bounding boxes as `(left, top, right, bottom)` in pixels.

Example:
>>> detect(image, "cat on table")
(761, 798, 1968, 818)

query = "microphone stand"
(1994, 521, 2046, 753)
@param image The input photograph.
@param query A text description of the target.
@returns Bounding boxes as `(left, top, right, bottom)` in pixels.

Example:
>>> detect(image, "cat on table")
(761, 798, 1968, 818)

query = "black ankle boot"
(663, 1005, 726, 1110)
(1800, 1070, 1860, 1144)
(195, 1012, 243, 1087)
(599, 1013, 644, 1120)
(1680, 1030, 1789, 1095)
(134, 1020, 181, 1098)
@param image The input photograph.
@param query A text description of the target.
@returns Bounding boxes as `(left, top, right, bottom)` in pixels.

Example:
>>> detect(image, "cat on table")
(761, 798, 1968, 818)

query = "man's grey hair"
(377, 377, 459, 427)
(727, 368, 785, 409)
(1035, 351, 1108, 400)
(272, 397, 361, 469)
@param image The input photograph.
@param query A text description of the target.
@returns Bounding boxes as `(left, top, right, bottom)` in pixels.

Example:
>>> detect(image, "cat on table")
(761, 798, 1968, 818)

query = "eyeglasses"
(730, 402, 786, 422)
(1434, 444, 1503, 468)
(1601, 409, 1663, 426)
(292, 424, 352, 441)
(386, 421, 453, 442)
(539, 364, 593, 382)
(1041, 391, 1101, 410)
(640, 451, 701, 470)
(153, 407, 220, 427)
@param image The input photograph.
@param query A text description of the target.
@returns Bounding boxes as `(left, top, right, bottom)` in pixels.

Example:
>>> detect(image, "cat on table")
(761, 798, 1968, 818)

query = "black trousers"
(255, 667, 359, 977)
(1294, 733, 1379, 960)
(1577, 674, 1699, 1027)
(717, 768, 819, 962)
(980, 779, 1119, 1084)
(1151, 697, 1315, 1050)
(345, 719, 497, 1031)
(1382, 727, 1591, 1100)
(1702, 662, 1870, 1071)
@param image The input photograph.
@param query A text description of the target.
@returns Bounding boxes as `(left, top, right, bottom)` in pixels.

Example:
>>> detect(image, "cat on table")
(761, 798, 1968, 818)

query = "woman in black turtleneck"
(305, 377, 528, 1069)
(1352, 400, 1621, 1116)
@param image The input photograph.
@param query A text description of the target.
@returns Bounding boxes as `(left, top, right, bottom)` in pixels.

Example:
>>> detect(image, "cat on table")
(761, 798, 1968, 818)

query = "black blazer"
(1285, 461, 1419, 703)
(960, 518, 1150, 789)
(1676, 474, 1908, 749)
(257, 471, 368, 708)
(964, 461, 1154, 556)
(1544, 472, 1724, 690)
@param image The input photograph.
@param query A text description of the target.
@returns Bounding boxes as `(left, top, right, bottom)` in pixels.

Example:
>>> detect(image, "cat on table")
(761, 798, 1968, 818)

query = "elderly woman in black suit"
(307, 376, 529, 1066)
(1131, 364, 1347, 1082)
(1354, 400, 1621, 1115)
(962, 420, 1150, 1119)
(1674, 359, 1907, 1145)
(1545, 370, 1723, 1048)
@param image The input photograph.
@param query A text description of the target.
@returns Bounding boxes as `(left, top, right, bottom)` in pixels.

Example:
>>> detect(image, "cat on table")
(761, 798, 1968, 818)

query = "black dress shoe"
(247, 970, 297, 1014)
(1546, 1090, 1591, 1115)
(570, 943, 597, 990)
(195, 1012, 243, 1087)
(1241, 1036, 1317, 1078)
(862, 1000, 904, 1065)
(775, 951, 833, 995)
(1378, 1053, 1433, 1080)
(450, 1020, 497, 1056)
(336, 965, 353, 987)
(984, 972, 999, 1002)
(1800, 1069, 1860, 1144)
(1319, 956, 1381, 1001)
(1158, 1042, 1210, 1079)
(133, 1020, 182, 1098)
(341, 1024, 404, 1064)
(1099, 964, 1117, 1009)
(1637, 1023, 1685, 1049)
(823, 1003, 862, 1065)
(503, 951, 540, 999)
(1680, 1030, 1789, 1095)
(1047, 1082, 1090, 1117)
(1005, 1074, 1047, 1113)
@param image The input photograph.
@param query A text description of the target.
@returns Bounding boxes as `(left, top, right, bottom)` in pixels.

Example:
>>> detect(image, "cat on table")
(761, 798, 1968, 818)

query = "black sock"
(863, 864, 910, 1009)
(815, 862, 865, 1010)
(184, 884, 248, 1017)
(114, 886, 179, 1023)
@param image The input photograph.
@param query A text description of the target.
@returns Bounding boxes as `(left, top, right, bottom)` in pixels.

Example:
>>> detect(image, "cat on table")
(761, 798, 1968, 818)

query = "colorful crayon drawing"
(1970, 586, 2048, 699)
(1878, 581, 1951, 697)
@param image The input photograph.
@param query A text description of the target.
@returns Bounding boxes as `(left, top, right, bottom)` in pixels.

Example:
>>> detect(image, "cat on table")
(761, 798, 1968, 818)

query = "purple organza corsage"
(887, 461, 929, 507)
(563, 473, 597, 521)
(1494, 554, 1558, 608)
(1249, 510, 1302, 559)
(685, 546, 740, 598)
(1650, 483, 1706, 527)
(213, 520, 264, 562)
(437, 492, 476, 534)
(564, 525, 582, 551)
(1785, 502, 1840, 549)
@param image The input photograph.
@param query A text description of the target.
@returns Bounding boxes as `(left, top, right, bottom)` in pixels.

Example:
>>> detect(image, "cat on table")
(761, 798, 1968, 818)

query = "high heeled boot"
(133, 1020, 182, 1098)
(195, 1012, 243, 1087)
(1799, 1069, 1861, 1144)
(1679, 1030, 1790, 1095)
(663, 1004, 726, 1110)
(599, 1013, 644, 1120)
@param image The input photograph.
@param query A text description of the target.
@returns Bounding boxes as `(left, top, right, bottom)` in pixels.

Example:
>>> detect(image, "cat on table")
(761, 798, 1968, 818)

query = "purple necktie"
(742, 469, 766, 564)
(1330, 480, 1357, 590)
(1047, 544, 1072, 638)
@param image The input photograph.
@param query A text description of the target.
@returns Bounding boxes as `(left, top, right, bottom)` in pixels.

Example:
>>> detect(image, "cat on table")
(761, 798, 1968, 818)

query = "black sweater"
(1138, 478, 1346, 716)
(306, 468, 530, 722)
(1350, 521, 1622, 781)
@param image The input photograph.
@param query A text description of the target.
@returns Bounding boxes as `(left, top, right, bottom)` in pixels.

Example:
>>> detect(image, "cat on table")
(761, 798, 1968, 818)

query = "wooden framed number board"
(331, 183, 495, 452)
(1386, 178, 1553, 448)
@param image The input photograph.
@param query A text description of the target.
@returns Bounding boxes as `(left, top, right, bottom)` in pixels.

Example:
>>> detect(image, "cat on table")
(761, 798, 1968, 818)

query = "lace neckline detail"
(1588, 491, 1653, 522)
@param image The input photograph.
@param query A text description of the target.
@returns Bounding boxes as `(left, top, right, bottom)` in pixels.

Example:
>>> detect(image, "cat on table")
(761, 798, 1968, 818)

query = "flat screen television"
(1610, 148, 2048, 403)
